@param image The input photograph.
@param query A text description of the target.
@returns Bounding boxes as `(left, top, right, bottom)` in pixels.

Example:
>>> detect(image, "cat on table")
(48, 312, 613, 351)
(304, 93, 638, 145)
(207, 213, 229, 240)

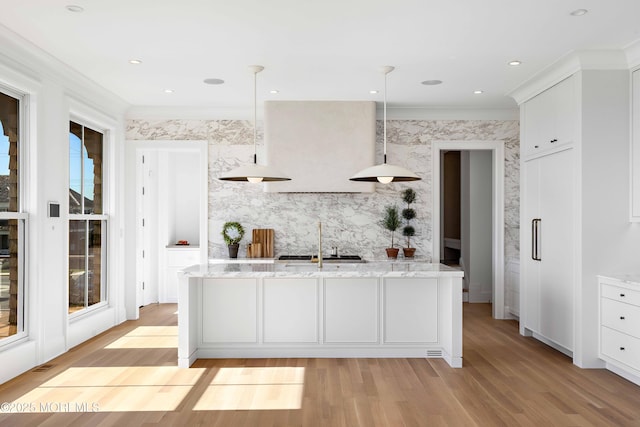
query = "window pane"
(0, 219, 22, 338)
(69, 122, 82, 214)
(87, 220, 103, 307)
(69, 220, 86, 313)
(83, 127, 102, 214)
(0, 91, 19, 212)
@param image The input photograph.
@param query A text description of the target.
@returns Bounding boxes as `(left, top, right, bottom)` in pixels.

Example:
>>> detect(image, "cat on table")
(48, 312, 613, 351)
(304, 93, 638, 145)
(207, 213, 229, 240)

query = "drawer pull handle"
(534, 145, 539, 149)
(620, 294, 626, 297)
(620, 347, 626, 351)
(620, 316, 626, 320)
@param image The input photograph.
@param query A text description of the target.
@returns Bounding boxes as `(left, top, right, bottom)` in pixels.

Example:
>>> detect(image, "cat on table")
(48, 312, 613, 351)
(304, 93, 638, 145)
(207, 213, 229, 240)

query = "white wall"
(0, 27, 127, 384)
(577, 70, 640, 367)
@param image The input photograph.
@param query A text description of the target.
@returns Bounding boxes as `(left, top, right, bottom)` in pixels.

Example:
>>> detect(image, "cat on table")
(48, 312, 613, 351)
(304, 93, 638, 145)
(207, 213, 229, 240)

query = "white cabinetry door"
(263, 278, 318, 343)
(522, 148, 575, 351)
(631, 69, 640, 221)
(521, 76, 576, 159)
(383, 278, 438, 343)
(202, 278, 257, 343)
(324, 278, 378, 343)
(165, 248, 200, 303)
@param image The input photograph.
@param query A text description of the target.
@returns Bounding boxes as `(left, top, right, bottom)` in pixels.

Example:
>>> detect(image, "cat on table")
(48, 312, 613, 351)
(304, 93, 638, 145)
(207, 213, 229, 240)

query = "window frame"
(68, 117, 109, 319)
(0, 83, 29, 347)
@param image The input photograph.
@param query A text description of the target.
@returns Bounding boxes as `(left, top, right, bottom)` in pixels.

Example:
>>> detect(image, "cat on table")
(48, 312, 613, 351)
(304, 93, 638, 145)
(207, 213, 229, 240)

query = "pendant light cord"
(383, 68, 387, 164)
(253, 68, 258, 164)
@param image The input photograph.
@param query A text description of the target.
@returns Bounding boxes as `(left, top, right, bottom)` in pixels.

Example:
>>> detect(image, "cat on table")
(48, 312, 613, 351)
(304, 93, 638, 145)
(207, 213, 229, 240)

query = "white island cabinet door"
(201, 278, 258, 343)
(383, 278, 438, 343)
(263, 278, 319, 343)
(324, 278, 379, 343)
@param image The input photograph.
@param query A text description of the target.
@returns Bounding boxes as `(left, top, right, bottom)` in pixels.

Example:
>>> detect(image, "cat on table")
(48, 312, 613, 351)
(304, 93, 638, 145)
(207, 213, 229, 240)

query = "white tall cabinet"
(513, 55, 634, 368)
(631, 68, 640, 221)
(520, 77, 577, 354)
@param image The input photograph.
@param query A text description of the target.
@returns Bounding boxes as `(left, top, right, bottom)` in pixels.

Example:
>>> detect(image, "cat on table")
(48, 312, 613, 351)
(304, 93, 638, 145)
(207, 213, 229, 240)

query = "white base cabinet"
(179, 271, 462, 368)
(598, 276, 640, 386)
(164, 247, 200, 303)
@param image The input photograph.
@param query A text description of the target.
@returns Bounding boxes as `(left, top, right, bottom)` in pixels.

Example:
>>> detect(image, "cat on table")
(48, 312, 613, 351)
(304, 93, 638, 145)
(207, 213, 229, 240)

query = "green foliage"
(222, 221, 245, 245)
(402, 225, 415, 237)
(402, 188, 416, 205)
(402, 208, 416, 221)
(380, 205, 401, 247)
(401, 187, 417, 248)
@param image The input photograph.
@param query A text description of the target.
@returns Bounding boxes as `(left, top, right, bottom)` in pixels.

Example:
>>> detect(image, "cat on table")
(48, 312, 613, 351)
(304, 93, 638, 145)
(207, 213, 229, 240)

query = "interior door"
(138, 150, 159, 306)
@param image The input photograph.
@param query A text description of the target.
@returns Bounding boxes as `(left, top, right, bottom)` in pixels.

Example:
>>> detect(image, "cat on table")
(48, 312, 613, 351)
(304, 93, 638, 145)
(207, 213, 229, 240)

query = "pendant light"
(218, 65, 291, 183)
(350, 66, 421, 183)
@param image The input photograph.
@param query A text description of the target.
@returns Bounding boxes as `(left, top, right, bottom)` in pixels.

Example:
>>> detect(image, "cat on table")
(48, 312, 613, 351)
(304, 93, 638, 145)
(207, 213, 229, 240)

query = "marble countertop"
(599, 274, 640, 287)
(182, 261, 464, 278)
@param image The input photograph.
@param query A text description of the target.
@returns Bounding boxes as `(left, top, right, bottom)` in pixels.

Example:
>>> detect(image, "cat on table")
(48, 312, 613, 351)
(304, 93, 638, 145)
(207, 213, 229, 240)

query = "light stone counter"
(178, 262, 464, 369)
(597, 274, 640, 287)
(184, 261, 463, 278)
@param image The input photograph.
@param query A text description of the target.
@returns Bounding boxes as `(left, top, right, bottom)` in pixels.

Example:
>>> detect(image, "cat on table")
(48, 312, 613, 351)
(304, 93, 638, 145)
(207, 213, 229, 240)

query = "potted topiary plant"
(221, 221, 245, 258)
(380, 205, 401, 259)
(401, 188, 417, 258)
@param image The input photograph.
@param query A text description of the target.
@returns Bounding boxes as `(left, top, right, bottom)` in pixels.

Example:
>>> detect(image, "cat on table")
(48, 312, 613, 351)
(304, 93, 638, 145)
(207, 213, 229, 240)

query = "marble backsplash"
(126, 118, 519, 262)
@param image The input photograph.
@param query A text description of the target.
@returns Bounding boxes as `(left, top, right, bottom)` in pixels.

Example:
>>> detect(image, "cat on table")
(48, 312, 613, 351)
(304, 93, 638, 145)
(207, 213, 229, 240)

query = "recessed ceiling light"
(421, 80, 442, 86)
(269, 90, 279, 94)
(369, 90, 379, 94)
(203, 78, 225, 85)
(65, 5, 84, 12)
(508, 60, 522, 66)
(164, 89, 174, 94)
(129, 59, 142, 65)
(474, 90, 483, 94)
(570, 9, 588, 16)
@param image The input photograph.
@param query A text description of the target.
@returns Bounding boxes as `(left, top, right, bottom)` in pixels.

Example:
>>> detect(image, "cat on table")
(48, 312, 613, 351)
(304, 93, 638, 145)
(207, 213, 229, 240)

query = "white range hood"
(263, 101, 376, 193)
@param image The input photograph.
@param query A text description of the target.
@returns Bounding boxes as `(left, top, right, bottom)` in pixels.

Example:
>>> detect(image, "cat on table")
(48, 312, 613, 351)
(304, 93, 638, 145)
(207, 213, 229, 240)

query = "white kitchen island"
(178, 262, 464, 368)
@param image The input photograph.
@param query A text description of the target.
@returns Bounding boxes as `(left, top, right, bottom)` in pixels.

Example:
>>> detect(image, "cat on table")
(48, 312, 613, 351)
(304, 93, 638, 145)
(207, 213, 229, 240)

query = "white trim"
(432, 140, 506, 319)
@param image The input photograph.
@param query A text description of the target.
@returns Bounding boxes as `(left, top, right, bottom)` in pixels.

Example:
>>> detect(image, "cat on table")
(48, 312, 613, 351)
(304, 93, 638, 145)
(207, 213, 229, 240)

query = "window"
(0, 88, 26, 341)
(69, 121, 107, 314)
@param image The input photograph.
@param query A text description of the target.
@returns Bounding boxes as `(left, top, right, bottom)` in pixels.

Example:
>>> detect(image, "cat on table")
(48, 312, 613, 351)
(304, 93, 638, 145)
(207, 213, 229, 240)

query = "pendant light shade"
(349, 66, 421, 183)
(218, 65, 291, 183)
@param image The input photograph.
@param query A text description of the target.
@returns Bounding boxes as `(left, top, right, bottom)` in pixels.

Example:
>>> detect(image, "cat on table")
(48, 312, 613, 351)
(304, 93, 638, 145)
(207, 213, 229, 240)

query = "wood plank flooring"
(0, 303, 639, 426)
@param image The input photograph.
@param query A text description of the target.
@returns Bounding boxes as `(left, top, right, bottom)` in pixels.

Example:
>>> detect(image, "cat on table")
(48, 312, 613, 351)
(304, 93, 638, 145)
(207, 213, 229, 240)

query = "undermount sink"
(277, 255, 365, 263)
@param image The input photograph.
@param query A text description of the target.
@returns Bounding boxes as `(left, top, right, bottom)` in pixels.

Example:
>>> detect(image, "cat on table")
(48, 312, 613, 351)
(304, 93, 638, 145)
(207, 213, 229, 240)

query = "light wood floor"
(1, 303, 639, 426)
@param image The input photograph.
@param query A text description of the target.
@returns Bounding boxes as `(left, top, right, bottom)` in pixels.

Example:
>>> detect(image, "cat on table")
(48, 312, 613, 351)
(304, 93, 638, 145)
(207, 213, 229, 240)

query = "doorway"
(432, 141, 505, 319)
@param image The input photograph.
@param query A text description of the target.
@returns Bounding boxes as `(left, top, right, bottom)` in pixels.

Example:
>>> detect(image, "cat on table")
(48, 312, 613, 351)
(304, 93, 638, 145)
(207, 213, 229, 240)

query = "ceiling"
(1, 0, 640, 113)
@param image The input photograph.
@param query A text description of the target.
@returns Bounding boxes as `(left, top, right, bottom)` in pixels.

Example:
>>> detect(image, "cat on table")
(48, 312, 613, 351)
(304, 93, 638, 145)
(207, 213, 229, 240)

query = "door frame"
(124, 140, 208, 320)
(432, 140, 506, 319)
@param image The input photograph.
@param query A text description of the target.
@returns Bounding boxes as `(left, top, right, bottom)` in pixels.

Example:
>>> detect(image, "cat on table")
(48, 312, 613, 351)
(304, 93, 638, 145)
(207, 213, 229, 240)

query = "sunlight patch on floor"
(105, 326, 178, 349)
(194, 367, 305, 411)
(7, 366, 205, 412)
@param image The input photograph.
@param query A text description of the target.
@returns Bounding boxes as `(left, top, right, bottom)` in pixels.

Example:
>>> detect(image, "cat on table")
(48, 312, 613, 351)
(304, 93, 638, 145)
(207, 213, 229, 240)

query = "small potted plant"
(221, 221, 245, 258)
(401, 188, 417, 258)
(380, 205, 401, 259)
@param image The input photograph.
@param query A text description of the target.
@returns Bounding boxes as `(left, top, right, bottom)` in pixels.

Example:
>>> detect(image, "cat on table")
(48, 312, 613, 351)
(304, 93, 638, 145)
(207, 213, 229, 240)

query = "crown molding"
(509, 49, 630, 105)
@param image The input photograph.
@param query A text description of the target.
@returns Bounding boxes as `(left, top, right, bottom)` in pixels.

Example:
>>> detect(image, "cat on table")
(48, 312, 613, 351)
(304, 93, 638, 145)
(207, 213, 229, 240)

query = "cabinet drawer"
(166, 249, 200, 267)
(601, 284, 640, 306)
(601, 298, 640, 338)
(601, 326, 640, 371)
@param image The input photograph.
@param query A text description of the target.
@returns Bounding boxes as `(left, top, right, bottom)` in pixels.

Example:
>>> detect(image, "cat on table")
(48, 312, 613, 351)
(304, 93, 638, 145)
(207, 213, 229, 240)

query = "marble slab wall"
(126, 118, 519, 262)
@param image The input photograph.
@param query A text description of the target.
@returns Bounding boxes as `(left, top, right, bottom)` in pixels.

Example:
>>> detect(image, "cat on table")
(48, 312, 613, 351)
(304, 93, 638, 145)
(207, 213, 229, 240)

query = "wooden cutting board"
(252, 229, 274, 258)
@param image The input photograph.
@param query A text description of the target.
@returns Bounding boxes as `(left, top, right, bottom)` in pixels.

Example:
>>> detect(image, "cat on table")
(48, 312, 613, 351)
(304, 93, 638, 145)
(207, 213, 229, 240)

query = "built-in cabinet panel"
(521, 76, 577, 159)
(324, 278, 378, 343)
(263, 278, 318, 343)
(631, 69, 640, 221)
(383, 278, 438, 343)
(522, 148, 575, 352)
(202, 278, 258, 343)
